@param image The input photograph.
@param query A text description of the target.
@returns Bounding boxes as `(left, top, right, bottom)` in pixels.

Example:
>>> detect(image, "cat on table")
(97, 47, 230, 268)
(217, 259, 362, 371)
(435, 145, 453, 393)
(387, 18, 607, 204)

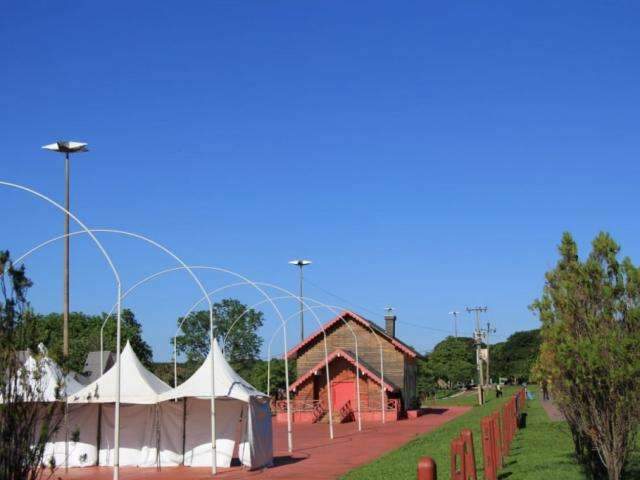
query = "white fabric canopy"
(159, 339, 265, 402)
(69, 341, 170, 404)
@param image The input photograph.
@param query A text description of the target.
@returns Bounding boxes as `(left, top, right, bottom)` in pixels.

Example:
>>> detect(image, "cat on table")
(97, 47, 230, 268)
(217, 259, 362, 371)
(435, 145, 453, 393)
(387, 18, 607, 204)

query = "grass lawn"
(341, 387, 520, 480)
(343, 386, 640, 479)
(498, 392, 584, 479)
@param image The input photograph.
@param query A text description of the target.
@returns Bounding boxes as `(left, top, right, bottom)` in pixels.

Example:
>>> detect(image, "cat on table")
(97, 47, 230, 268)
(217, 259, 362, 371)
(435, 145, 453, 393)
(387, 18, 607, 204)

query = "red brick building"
(280, 310, 422, 423)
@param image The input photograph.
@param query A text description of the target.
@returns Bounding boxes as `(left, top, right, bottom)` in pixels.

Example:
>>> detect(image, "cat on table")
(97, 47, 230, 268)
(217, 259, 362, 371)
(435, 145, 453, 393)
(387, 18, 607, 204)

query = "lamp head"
(288, 259, 312, 267)
(42, 141, 88, 154)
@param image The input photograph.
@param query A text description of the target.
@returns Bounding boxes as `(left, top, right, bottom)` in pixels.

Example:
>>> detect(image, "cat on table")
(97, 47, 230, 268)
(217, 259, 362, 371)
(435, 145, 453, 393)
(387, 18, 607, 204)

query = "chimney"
(384, 307, 396, 338)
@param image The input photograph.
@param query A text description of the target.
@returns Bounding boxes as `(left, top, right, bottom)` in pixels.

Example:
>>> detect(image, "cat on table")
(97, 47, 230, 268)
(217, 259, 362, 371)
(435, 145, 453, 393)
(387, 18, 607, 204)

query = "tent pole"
(181, 398, 187, 465)
(96, 404, 102, 465)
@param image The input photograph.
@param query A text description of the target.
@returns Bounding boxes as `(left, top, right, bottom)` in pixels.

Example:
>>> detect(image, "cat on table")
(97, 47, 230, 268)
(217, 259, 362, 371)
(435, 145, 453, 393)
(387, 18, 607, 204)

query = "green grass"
(344, 387, 639, 480)
(497, 392, 584, 479)
(341, 387, 519, 480)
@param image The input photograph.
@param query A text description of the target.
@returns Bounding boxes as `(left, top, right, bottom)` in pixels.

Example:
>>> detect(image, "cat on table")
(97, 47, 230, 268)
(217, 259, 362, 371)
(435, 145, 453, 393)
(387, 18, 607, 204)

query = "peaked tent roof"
(159, 338, 266, 403)
(286, 310, 422, 360)
(288, 348, 397, 393)
(69, 341, 170, 404)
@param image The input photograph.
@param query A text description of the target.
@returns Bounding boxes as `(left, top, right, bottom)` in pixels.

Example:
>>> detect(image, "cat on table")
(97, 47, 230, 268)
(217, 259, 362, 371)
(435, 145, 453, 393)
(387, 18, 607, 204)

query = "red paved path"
(56, 406, 469, 480)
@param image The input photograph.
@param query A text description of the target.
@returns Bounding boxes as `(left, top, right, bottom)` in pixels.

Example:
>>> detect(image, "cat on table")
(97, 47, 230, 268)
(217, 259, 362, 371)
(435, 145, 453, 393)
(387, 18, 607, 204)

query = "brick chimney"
(384, 307, 396, 338)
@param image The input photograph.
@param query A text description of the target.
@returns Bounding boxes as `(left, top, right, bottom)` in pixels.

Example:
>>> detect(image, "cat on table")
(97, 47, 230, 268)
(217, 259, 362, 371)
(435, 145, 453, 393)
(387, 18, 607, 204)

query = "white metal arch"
(14, 228, 223, 473)
(0, 181, 124, 479)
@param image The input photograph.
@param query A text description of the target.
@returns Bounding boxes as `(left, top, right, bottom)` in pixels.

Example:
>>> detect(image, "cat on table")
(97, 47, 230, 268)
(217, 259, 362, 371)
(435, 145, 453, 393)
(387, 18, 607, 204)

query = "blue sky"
(2, 1, 639, 360)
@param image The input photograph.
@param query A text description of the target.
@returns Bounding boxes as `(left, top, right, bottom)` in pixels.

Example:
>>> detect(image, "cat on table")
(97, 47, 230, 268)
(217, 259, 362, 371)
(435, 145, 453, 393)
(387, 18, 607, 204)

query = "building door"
(331, 381, 356, 410)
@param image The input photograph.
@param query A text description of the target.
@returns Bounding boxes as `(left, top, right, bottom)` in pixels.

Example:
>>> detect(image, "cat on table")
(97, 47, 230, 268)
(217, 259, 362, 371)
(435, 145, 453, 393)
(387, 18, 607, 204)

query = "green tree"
(417, 336, 476, 395)
(0, 251, 62, 479)
(174, 298, 264, 367)
(22, 309, 153, 373)
(490, 329, 540, 382)
(531, 232, 640, 480)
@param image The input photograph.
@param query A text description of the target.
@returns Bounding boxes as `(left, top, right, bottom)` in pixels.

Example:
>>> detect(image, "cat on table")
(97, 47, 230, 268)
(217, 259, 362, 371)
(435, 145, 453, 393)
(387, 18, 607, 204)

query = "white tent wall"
(98, 404, 158, 467)
(42, 404, 99, 468)
(182, 398, 244, 468)
(239, 396, 273, 470)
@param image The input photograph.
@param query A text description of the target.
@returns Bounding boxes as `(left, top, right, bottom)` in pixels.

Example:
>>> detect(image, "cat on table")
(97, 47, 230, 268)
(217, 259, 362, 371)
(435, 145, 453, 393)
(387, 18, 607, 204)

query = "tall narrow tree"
(531, 232, 640, 480)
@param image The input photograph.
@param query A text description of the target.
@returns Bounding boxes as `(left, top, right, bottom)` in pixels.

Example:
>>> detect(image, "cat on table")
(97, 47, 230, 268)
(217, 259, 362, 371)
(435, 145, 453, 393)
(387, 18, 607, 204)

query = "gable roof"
(286, 310, 421, 360)
(289, 348, 397, 393)
(79, 351, 115, 384)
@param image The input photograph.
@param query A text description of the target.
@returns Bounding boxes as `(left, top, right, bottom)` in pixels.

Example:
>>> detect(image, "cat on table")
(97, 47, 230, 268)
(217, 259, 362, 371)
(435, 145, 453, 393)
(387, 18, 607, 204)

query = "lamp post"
(288, 259, 311, 342)
(448, 310, 460, 337)
(42, 141, 88, 359)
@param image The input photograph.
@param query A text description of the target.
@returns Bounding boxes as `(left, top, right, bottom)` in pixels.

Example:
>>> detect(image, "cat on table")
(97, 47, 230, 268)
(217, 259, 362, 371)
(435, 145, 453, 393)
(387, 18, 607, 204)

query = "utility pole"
(448, 310, 460, 337)
(288, 259, 311, 342)
(485, 321, 496, 385)
(466, 306, 488, 405)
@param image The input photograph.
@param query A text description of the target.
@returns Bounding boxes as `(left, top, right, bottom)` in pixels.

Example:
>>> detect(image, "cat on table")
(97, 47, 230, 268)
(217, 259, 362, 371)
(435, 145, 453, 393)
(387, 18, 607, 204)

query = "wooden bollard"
(417, 456, 437, 480)
(460, 429, 478, 480)
(480, 417, 497, 480)
(450, 437, 466, 480)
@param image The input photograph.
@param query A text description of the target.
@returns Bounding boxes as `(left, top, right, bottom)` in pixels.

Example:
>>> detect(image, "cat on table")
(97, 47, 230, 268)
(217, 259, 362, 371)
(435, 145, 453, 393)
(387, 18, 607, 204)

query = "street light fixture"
(42, 141, 88, 360)
(289, 259, 311, 342)
(448, 310, 460, 337)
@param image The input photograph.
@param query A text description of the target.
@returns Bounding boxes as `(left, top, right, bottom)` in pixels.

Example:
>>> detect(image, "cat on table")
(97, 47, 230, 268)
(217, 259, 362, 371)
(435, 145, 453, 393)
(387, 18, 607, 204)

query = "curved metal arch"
(0, 181, 124, 479)
(217, 288, 363, 431)
(212, 294, 348, 434)
(14, 228, 223, 472)
(268, 297, 388, 424)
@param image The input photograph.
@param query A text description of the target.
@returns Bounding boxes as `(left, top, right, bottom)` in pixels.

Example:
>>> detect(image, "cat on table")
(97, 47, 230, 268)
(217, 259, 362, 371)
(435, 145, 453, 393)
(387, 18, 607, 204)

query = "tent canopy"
(18, 349, 84, 401)
(159, 339, 267, 403)
(69, 341, 170, 404)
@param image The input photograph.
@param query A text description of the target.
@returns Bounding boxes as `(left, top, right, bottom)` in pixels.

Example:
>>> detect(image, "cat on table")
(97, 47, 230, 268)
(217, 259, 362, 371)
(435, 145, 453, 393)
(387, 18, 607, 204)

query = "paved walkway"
(56, 406, 470, 480)
(541, 398, 565, 422)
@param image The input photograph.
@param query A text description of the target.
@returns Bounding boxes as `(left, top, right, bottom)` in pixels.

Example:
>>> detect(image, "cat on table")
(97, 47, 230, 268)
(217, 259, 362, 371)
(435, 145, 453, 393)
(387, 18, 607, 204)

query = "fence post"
(417, 456, 437, 480)
(480, 417, 497, 480)
(500, 406, 509, 457)
(491, 411, 503, 470)
(451, 437, 466, 480)
(460, 429, 477, 480)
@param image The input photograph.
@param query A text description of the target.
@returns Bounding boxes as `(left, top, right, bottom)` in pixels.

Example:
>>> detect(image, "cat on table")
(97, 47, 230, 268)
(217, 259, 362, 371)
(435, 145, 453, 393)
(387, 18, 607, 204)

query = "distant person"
(542, 379, 550, 401)
(496, 383, 503, 398)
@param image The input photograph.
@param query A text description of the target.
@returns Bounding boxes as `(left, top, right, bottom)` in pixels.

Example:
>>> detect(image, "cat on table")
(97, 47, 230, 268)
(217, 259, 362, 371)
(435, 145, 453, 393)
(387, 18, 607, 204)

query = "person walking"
(542, 379, 549, 401)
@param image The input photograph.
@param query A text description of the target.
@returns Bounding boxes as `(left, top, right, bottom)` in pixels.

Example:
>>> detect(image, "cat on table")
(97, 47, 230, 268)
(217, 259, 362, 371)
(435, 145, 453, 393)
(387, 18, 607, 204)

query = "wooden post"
(481, 417, 497, 480)
(450, 437, 466, 480)
(460, 428, 478, 480)
(417, 457, 437, 480)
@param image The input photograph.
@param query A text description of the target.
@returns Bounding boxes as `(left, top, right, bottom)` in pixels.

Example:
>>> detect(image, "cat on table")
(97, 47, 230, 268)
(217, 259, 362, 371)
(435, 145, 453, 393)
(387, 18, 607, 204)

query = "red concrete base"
(406, 409, 424, 419)
(56, 406, 470, 480)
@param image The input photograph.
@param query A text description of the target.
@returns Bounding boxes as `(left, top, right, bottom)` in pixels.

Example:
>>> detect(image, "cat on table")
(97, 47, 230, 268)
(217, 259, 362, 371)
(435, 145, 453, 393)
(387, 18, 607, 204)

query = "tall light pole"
(466, 306, 488, 405)
(289, 259, 311, 342)
(448, 310, 460, 337)
(485, 321, 496, 385)
(42, 141, 88, 359)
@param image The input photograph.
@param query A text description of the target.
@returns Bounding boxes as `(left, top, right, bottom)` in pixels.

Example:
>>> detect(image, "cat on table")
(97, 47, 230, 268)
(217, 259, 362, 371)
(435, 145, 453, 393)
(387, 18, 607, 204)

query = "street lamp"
(289, 259, 311, 342)
(448, 310, 460, 337)
(42, 141, 88, 360)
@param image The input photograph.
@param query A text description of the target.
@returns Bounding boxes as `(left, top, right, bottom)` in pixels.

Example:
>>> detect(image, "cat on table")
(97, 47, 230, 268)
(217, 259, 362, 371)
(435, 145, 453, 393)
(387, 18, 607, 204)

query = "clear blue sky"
(2, 1, 639, 360)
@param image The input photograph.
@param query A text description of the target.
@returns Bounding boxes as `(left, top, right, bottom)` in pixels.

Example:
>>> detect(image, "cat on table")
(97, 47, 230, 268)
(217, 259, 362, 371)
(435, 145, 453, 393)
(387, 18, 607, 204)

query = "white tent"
(158, 338, 273, 470)
(67, 341, 173, 467)
(13, 348, 98, 469)
(13, 346, 84, 402)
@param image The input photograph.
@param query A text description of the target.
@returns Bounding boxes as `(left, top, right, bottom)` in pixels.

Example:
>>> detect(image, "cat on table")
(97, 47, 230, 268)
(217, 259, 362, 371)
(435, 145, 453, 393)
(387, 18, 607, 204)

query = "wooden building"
(281, 310, 422, 423)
